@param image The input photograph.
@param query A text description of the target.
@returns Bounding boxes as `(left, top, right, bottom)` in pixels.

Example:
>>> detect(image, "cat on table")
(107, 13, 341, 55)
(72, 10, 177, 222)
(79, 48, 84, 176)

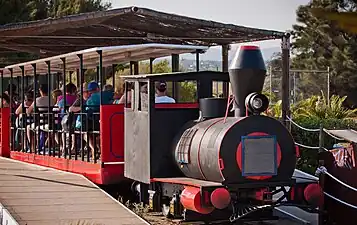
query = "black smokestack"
(228, 45, 267, 117)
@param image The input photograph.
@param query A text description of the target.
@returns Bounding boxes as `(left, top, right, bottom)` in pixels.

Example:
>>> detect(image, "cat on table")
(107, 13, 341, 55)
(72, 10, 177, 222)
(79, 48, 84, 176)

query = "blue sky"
(110, 0, 310, 49)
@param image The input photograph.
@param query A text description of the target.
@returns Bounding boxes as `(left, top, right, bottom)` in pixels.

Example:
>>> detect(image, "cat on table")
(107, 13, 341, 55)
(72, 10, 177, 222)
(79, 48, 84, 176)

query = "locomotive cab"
(122, 71, 230, 185)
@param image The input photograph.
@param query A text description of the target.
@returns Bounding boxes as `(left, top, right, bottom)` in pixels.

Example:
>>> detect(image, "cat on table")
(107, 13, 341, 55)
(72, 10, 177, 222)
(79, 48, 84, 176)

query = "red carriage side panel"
(100, 104, 126, 184)
(10, 151, 103, 183)
(0, 107, 10, 157)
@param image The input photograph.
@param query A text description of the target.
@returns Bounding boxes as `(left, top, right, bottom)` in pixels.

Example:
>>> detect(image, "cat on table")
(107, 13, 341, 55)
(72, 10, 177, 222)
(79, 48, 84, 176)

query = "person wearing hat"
(155, 81, 175, 103)
(74, 81, 113, 158)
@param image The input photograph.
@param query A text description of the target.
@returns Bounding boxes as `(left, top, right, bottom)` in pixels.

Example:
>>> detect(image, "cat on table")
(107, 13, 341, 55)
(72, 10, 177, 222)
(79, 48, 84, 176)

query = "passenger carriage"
(0, 43, 209, 185)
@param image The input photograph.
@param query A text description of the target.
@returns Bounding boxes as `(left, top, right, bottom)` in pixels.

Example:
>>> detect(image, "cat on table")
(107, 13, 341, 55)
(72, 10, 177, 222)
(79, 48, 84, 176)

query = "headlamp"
(245, 92, 269, 114)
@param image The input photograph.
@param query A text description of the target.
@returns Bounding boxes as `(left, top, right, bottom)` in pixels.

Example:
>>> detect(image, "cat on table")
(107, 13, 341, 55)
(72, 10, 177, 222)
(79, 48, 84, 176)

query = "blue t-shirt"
(75, 91, 113, 129)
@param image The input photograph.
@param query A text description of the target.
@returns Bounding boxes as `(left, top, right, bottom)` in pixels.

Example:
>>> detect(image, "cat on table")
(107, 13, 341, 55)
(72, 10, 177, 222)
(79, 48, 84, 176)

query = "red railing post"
(0, 107, 10, 157)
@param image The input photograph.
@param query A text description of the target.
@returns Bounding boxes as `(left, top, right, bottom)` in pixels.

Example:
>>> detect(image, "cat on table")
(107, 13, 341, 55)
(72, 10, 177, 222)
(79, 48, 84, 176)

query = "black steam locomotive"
(122, 46, 319, 223)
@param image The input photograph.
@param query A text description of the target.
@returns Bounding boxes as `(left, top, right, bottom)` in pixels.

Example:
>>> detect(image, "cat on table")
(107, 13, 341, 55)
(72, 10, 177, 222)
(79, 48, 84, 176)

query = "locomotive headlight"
(252, 98, 263, 109)
(245, 92, 269, 114)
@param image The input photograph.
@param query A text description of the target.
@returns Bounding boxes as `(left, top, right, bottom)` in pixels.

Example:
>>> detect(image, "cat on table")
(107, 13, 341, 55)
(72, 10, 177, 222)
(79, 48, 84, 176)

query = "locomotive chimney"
(228, 45, 267, 117)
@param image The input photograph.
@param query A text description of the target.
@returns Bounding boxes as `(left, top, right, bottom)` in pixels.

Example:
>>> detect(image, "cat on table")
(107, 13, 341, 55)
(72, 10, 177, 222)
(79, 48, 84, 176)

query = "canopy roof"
(3, 44, 209, 77)
(0, 6, 284, 58)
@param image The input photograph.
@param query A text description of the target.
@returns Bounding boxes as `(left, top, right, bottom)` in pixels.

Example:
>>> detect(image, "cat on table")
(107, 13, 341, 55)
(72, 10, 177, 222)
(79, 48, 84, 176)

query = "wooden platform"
(0, 157, 148, 225)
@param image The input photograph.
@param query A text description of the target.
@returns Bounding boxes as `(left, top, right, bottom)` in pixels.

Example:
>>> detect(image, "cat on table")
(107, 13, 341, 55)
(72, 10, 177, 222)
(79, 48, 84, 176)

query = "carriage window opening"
(123, 82, 134, 110)
(138, 82, 148, 112)
(212, 81, 224, 98)
(177, 80, 197, 103)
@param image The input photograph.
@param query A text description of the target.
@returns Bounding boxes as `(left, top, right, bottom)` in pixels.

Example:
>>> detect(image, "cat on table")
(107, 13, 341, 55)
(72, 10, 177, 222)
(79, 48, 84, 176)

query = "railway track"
(102, 185, 303, 225)
(143, 212, 301, 225)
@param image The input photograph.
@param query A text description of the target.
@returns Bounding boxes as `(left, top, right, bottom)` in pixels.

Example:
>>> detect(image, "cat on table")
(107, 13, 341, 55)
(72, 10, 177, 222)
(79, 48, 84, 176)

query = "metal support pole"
(172, 54, 180, 72)
(195, 50, 200, 72)
(61, 57, 67, 159)
(21, 68, 25, 153)
(222, 44, 229, 97)
(129, 61, 139, 75)
(77, 54, 83, 161)
(318, 123, 325, 225)
(98, 50, 103, 105)
(32, 65, 37, 154)
(96, 66, 100, 82)
(0, 70, 3, 106)
(281, 33, 291, 128)
(327, 66, 330, 106)
(76, 69, 80, 88)
(149, 58, 155, 74)
(9, 68, 13, 150)
(269, 66, 272, 100)
(130, 61, 133, 75)
(69, 71, 73, 83)
(9, 69, 13, 111)
(172, 54, 180, 99)
(112, 64, 117, 89)
(293, 72, 296, 104)
(46, 61, 51, 156)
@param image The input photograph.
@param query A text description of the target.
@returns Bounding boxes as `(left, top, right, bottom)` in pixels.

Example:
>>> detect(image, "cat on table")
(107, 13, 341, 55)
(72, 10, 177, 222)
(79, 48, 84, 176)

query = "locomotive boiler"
(173, 45, 297, 186)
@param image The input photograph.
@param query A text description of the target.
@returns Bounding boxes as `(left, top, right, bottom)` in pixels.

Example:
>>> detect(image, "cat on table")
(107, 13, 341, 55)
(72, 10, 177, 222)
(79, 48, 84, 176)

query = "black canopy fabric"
(0, 6, 284, 58)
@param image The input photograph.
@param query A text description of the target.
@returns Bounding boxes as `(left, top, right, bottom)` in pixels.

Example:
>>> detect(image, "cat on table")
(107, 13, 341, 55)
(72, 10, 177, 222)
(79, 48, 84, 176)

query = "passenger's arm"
(69, 106, 81, 113)
(118, 94, 126, 104)
(15, 103, 23, 115)
(26, 102, 34, 114)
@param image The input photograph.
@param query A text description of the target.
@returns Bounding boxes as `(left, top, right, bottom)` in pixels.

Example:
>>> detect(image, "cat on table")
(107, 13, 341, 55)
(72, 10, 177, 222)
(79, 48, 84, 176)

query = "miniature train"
(0, 44, 321, 223)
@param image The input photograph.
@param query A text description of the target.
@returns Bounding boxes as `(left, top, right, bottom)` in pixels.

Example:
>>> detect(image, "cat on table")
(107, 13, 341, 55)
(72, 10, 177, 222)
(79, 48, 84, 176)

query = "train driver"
(155, 81, 175, 103)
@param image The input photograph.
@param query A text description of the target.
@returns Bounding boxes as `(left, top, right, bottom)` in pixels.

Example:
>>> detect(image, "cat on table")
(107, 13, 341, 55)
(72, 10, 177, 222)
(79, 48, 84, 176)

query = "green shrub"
(291, 116, 357, 174)
(178, 81, 197, 103)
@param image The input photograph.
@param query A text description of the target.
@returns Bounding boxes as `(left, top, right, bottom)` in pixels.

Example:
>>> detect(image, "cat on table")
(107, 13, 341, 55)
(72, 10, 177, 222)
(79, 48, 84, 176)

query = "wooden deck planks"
(0, 157, 148, 225)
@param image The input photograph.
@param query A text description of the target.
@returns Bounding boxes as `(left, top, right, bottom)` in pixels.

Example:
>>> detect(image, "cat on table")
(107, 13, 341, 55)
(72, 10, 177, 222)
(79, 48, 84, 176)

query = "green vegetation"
(292, 0, 357, 103)
(266, 90, 357, 174)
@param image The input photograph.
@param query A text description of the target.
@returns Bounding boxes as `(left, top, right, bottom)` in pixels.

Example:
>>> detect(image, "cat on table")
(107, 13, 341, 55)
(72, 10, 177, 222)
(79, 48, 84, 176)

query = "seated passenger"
(4, 84, 19, 111)
(112, 86, 122, 104)
(26, 84, 54, 152)
(140, 84, 148, 111)
(56, 83, 77, 153)
(155, 81, 175, 103)
(0, 93, 10, 108)
(57, 83, 77, 115)
(103, 84, 113, 92)
(75, 81, 113, 158)
(15, 91, 34, 149)
(66, 82, 90, 155)
(118, 82, 133, 104)
(52, 89, 62, 105)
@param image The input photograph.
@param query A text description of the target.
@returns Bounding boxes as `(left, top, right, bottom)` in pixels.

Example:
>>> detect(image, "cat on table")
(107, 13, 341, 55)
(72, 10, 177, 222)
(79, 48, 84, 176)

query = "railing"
(10, 106, 101, 163)
(288, 116, 357, 209)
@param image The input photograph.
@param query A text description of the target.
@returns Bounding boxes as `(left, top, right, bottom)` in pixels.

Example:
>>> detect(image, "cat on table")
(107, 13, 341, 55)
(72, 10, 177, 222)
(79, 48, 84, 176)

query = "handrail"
(315, 165, 357, 209)
(287, 116, 320, 132)
(324, 192, 357, 209)
(287, 117, 357, 210)
(317, 166, 357, 192)
(287, 116, 346, 141)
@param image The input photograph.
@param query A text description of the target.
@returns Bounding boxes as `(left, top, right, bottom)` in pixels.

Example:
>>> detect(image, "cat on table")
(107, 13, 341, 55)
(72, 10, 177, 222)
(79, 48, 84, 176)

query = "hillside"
(178, 46, 280, 71)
